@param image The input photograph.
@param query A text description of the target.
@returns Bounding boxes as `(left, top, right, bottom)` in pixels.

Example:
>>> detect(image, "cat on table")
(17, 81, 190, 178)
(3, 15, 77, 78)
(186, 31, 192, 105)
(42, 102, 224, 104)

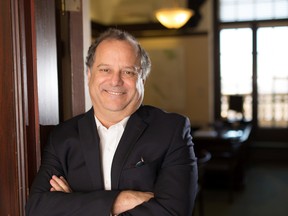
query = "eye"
(125, 70, 136, 76)
(98, 67, 111, 73)
(122, 69, 137, 78)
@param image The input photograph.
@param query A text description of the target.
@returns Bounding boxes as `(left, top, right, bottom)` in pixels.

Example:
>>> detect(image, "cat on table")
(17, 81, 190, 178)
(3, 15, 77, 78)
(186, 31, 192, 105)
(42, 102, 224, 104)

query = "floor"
(195, 162, 288, 216)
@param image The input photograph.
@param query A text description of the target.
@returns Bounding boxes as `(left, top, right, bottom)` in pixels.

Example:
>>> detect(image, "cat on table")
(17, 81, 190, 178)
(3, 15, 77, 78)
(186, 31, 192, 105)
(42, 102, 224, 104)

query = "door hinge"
(61, 0, 81, 15)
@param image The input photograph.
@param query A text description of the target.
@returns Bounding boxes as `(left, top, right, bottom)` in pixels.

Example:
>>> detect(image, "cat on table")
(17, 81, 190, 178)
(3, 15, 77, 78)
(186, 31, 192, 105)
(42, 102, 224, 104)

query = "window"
(217, 0, 288, 128)
(219, 0, 288, 22)
(220, 28, 253, 121)
(257, 26, 288, 127)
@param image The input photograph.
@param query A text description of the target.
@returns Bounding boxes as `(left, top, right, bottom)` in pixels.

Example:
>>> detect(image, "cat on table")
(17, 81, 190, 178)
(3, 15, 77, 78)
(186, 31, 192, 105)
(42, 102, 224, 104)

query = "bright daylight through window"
(218, 0, 288, 128)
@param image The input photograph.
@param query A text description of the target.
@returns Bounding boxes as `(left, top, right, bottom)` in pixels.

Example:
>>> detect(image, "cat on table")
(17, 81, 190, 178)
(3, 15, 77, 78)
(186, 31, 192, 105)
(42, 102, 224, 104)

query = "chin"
(105, 105, 127, 112)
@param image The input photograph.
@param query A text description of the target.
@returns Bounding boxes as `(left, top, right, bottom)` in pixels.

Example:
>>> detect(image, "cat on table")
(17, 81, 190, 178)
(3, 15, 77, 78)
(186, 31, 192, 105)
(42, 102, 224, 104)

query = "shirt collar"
(94, 115, 130, 130)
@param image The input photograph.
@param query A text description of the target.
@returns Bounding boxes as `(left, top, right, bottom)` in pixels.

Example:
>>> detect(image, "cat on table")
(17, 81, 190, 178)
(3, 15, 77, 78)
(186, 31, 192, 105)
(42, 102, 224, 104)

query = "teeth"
(106, 90, 123, 95)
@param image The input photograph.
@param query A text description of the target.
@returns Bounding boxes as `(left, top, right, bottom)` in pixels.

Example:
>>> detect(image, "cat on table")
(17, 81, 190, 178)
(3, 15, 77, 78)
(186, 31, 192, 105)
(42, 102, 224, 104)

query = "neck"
(94, 110, 131, 128)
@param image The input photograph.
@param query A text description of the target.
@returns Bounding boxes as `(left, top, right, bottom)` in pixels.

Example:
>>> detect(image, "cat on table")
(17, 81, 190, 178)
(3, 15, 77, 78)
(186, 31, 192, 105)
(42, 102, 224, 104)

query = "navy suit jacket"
(26, 105, 198, 216)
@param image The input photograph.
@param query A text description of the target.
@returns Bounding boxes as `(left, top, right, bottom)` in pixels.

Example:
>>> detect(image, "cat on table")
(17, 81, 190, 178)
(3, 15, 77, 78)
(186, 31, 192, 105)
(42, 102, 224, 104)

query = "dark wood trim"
(56, 0, 85, 121)
(213, 0, 221, 121)
(0, 0, 32, 214)
(69, 9, 85, 117)
(13, 0, 30, 213)
(23, 0, 41, 188)
(252, 24, 258, 128)
(0, 1, 20, 214)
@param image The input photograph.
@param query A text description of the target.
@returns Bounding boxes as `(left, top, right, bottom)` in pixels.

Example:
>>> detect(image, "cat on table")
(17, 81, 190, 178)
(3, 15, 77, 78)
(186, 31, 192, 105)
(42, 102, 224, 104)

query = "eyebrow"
(97, 64, 139, 69)
(96, 64, 111, 68)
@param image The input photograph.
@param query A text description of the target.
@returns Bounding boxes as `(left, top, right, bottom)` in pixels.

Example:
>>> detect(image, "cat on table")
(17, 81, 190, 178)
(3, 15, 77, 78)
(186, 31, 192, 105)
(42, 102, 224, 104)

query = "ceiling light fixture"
(155, 6, 193, 29)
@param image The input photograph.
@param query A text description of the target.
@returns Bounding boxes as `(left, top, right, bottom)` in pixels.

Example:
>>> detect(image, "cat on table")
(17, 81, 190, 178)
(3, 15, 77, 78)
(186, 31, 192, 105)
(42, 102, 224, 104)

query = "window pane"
(220, 28, 252, 95)
(220, 0, 288, 22)
(275, 1, 288, 18)
(220, 28, 253, 121)
(257, 26, 288, 127)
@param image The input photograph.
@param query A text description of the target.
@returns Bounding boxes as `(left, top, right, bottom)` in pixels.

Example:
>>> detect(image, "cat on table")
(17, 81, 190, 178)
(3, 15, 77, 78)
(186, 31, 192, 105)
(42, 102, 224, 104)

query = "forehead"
(93, 39, 140, 67)
(97, 39, 138, 54)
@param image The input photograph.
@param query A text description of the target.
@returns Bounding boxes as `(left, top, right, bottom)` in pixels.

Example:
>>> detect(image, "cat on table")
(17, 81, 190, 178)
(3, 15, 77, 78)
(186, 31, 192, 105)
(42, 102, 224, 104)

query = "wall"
(140, 0, 213, 126)
(139, 34, 211, 126)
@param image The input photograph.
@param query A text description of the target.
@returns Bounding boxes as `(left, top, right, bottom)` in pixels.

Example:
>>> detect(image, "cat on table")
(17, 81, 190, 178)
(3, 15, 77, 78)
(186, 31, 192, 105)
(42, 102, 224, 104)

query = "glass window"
(257, 26, 288, 127)
(220, 0, 288, 22)
(220, 28, 253, 121)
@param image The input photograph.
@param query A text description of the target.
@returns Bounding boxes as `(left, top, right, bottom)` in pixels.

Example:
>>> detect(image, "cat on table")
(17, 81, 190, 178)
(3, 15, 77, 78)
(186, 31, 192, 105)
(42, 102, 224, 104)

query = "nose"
(110, 70, 124, 86)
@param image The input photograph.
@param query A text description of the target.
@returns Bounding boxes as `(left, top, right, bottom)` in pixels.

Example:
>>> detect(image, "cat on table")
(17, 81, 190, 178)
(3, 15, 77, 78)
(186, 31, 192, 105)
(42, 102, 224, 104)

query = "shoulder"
(51, 109, 94, 139)
(137, 105, 190, 126)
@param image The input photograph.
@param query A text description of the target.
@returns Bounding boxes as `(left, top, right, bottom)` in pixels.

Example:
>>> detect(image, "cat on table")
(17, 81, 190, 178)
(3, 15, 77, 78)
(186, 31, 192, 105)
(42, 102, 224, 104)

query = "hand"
(50, 175, 72, 193)
(112, 190, 154, 215)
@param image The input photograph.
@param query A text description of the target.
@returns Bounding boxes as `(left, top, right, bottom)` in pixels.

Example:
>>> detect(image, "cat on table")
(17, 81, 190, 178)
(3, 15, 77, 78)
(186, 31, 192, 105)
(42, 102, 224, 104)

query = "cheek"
(89, 74, 103, 89)
(136, 79, 144, 94)
(87, 72, 94, 86)
(127, 81, 141, 96)
(88, 77, 102, 98)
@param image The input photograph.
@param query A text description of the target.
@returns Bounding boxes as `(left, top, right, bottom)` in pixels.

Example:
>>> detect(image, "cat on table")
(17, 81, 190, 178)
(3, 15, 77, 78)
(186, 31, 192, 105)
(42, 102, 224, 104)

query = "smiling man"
(26, 28, 198, 216)
(87, 37, 144, 127)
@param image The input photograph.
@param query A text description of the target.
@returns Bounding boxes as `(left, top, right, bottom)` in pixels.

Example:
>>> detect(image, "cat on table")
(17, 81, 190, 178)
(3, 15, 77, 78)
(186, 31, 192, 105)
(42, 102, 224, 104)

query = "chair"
(226, 95, 244, 122)
(193, 149, 211, 216)
(201, 138, 241, 203)
(229, 95, 244, 113)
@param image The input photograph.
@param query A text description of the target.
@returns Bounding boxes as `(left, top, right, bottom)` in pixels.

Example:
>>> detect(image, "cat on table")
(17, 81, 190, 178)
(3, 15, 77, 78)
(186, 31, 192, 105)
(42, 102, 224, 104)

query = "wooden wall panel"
(56, 0, 85, 121)
(23, 0, 41, 188)
(0, 0, 27, 215)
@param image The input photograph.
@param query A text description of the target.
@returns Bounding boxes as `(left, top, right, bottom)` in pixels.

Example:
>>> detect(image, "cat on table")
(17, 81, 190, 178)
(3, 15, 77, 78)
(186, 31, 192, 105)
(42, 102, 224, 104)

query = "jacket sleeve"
(120, 117, 198, 216)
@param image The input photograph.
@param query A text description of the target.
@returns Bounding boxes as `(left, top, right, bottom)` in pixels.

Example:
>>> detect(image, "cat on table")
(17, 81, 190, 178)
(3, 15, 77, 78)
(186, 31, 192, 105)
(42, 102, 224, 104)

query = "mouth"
(105, 90, 125, 96)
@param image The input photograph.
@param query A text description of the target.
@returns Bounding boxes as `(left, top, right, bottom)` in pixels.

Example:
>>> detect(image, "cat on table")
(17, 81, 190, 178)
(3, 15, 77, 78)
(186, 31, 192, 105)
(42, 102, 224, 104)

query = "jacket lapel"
(78, 108, 104, 189)
(111, 109, 148, 189)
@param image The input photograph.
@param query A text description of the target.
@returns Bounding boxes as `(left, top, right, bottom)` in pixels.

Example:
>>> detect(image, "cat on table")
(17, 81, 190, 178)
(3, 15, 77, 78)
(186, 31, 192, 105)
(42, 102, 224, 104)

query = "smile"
(105, 90, 125, 95)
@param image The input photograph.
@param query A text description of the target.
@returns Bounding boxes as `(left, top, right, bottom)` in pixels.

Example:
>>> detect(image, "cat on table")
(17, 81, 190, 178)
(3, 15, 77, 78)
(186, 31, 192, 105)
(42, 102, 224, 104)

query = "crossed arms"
(50, 175, 154, 215)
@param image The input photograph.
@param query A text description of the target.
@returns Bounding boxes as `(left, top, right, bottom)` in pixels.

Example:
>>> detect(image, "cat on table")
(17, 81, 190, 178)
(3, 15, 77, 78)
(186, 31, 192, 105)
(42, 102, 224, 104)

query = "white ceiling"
(89, 0, 188, 25)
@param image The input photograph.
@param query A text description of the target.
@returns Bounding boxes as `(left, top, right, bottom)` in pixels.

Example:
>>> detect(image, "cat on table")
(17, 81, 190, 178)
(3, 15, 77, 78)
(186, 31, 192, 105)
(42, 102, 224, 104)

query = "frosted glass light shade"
(155, 7, 193, 29)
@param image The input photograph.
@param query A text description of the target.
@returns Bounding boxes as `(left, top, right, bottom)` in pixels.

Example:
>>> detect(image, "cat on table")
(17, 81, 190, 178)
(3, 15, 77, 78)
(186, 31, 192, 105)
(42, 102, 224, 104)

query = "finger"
(50, 187, 56, 192)
(147, 192, 154, 198)
(60, 176, 72, 192)
(51, 175, 71, 193)
(60, 176, 69, 186)
(142, 192, 154, 201)
(50, 178, 64, 192)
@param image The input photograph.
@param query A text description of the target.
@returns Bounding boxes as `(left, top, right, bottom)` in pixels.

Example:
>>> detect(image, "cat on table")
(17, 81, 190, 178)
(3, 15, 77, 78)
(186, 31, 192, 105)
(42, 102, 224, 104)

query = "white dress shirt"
(95, 116, 129, 190)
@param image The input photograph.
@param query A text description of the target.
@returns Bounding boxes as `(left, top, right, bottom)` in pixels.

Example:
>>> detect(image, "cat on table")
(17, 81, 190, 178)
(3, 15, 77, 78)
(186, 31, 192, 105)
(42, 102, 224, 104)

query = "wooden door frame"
(0, 0, 38, 214)
(56, 0, 85, 122)
(0, 0, 85, 215)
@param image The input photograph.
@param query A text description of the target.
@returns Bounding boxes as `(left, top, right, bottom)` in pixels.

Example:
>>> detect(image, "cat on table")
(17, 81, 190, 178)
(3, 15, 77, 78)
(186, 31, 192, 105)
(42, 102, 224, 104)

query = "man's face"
(87, 39, 144, 122)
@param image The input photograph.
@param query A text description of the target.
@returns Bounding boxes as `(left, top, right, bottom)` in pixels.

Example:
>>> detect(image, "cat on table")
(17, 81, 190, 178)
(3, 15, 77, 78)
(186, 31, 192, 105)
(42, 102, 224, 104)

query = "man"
(26, 28, 198, 216)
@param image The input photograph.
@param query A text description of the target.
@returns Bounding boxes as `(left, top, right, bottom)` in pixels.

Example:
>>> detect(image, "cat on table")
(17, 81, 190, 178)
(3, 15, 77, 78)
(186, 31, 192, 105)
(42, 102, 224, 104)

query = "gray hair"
(85, 28, 151, 80)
